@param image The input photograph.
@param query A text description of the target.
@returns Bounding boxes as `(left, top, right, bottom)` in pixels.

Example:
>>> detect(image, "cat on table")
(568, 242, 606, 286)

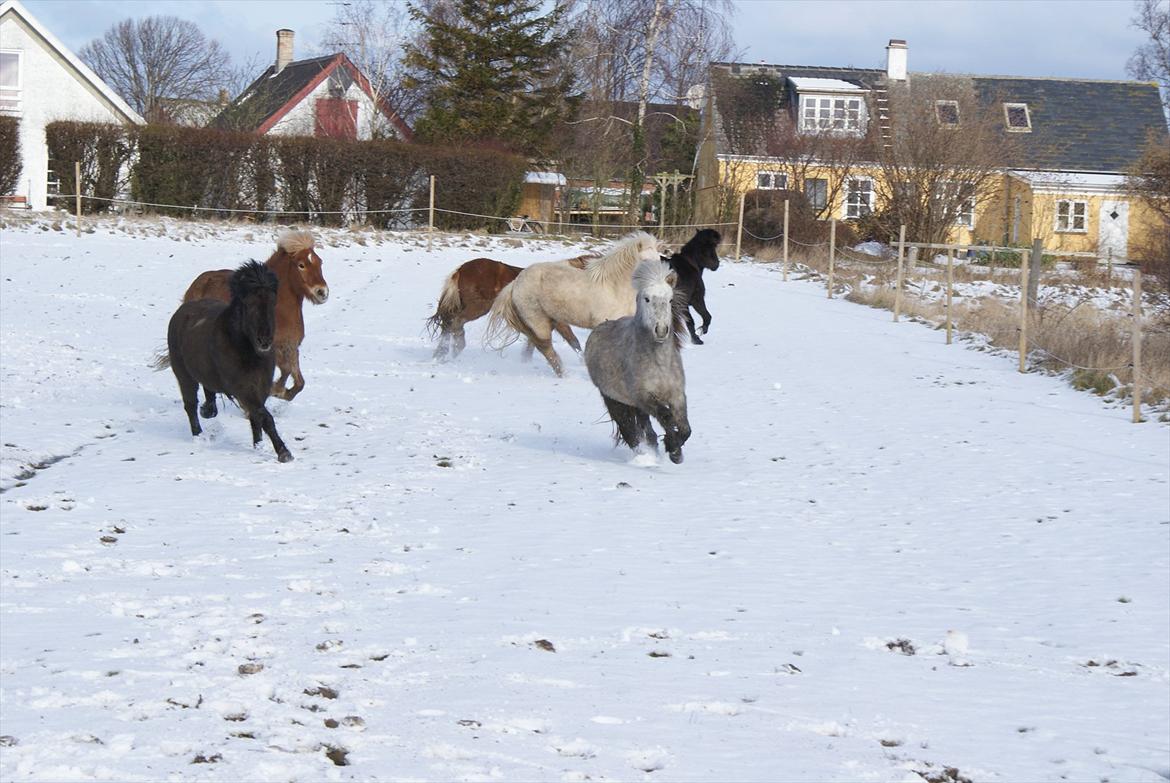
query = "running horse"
(183, 229, 329, 401)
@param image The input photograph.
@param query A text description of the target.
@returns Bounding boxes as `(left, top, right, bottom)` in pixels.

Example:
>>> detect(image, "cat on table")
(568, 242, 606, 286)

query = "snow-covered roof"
(1009, 170, 1128, 193)
(0, 0, 144, 125)
(788, 76, 866, 93)
(524, 172, 567, 186)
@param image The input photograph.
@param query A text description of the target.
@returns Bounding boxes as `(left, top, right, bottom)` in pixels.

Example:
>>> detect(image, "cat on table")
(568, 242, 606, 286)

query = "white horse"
(484, 231, 661, 376)
(584, 258, 691, 463)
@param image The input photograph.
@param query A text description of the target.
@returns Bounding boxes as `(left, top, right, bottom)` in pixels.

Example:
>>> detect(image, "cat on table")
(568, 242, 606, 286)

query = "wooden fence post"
(658, 183, 666, 240)
(1133, 267, 1143, 423)
(427, 175, 435, 253)
(945, 248, 954, 344)
(1018, 245, 1030, 373)
(893, 225, 906, 321)
(74, 161, 82, 238)
(782, 198, 790, 282)
(827, 218, 836, 298)
(734, 191, 745, 262)
(1027, 237, 1043, 304)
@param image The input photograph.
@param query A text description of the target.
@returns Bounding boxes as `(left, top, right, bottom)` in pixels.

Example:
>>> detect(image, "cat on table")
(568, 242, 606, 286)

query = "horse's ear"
(665, 270, 678, 288)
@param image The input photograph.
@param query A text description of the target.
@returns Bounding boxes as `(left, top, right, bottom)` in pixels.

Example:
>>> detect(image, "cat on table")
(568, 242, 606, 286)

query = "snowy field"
(1, 216, 1167, 782)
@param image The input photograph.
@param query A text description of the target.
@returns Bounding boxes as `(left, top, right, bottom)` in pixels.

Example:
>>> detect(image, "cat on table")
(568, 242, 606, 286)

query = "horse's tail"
(425, 268, 463, 339)
(483, 280, 526, 351)
(150, 348, 171, 371)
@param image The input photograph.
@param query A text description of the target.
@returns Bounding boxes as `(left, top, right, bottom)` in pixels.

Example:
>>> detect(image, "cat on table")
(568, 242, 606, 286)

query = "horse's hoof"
(200, 405, 217, 419)
(669, 448, 683, 464)
(691, 336, 704, 345)
(277, 451, 294, 463)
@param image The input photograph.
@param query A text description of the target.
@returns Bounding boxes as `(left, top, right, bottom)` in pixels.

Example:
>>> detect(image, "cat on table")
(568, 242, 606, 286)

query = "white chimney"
(275, 29, 295, 74)
(886, 39, 907, 81)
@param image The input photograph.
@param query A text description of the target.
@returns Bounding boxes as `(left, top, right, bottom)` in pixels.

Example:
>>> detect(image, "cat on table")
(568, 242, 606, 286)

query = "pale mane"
(632, 258, 673, 292)
(277, 229, 316, 255)
(586, 231, 657, 287)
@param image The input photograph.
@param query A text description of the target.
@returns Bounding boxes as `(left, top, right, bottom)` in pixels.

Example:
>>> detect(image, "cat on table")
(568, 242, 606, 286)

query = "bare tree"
(1127, 138, 1170, 285)
(80, 16, 234, 123)
(319, 0, 423, 135)
(871, 77, 1012, 246)
(1127, 0, 1170, 113)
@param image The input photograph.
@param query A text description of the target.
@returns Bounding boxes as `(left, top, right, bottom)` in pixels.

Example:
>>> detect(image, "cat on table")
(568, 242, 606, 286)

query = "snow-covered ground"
(1, 217, 1168, 782)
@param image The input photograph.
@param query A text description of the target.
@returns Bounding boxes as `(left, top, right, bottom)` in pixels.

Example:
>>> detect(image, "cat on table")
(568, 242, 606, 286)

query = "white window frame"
(804, 177, 828, 211)
(756, 170, 787, 190)
(1003, 102, 1031, 132)
(844, 177, 874, 220)
(935, 100, 959, 127)
(1055, 199, 1087, 233)
(799, 94, 865, 135)
(0, 49, 22, 117)
(933, 181, 975, 227)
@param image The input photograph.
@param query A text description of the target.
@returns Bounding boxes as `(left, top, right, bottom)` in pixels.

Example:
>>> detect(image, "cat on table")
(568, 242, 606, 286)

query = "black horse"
(663, 228, 721, 345)
(154, 260, 293, 462)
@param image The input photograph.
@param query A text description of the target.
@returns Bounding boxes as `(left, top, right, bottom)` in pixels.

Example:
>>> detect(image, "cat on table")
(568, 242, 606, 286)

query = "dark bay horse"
(664, 228, 721, 344)
(183, 229, 328, 400)
(426, 256, 589, 360)
(155, 261, 293, 463)
(584, 258, 691, 463)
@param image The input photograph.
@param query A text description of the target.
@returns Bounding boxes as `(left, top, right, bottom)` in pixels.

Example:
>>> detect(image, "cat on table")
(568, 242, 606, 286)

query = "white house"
(0, 0, 143, 209)
(212, 30, 411, 141)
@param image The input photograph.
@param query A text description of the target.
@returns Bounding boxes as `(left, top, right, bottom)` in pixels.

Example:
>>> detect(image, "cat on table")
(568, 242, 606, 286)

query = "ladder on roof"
(874, 85, 892, 152)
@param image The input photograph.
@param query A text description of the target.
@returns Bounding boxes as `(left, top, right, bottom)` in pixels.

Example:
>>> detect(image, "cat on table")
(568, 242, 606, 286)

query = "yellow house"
(696, 40, 1168, 262)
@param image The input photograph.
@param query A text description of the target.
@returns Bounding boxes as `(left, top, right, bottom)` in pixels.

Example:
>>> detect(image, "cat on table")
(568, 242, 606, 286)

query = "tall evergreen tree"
(404, 0, 575, 159)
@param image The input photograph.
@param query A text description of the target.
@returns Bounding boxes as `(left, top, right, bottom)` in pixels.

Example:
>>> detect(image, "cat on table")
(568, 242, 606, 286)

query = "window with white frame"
(935, 100, 959, 127)
(1003, 102, 1031, 132)
(804, 178, 828, 211)
(800, 94, 864, 134)
(845, 177, 873, 219)
(933, 182, 975, 227)
(0, 51, 21, 116)
(756, 170, 787, 190)
(955, 197, 975, 227)
(1055, 199, 1087, 232)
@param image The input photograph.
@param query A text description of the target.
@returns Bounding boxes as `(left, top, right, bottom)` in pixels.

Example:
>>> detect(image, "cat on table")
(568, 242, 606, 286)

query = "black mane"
(229, 260, 278, 301)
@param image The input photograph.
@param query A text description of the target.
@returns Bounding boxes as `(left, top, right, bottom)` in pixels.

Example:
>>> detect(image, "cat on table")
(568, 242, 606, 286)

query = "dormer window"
(1004, 103, 1031, 132)
(799, 94, 864, 134)
(935, 100, 959, 127)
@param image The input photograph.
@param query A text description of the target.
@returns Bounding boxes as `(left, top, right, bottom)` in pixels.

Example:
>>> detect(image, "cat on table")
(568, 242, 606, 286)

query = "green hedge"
(0, 117, 19, 196)
(45, 121, 526, 228)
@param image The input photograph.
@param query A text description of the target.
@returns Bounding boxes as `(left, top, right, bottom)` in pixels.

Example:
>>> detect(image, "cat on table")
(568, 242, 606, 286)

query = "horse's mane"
(230, 260, 279, 301)
(586, 231, 658, 287)
(276, 229, 316, 256)
(682, 228, 721, 257)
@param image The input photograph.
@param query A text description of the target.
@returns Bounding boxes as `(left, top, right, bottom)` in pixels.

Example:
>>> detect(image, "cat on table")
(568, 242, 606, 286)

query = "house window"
(1004, 103, 1031, 132)
(757, 170, 787, 190)
(800, 94, 864, 134)
(933, 181, 975, 227)
(935, 100, 959, 127)
(804, 178, 828, 211)
(845, 177, 873, 219)
(1055, 199, 1087, 232)
(0, 50, 21, 116)
(955, 197, 975, 227)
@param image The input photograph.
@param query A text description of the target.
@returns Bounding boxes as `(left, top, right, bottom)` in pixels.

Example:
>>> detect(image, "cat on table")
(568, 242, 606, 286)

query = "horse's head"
(632, 259, 678, 344)
(277, 229, 330, 305)
(683, 228, 722, 271)
(229, 261, 279, 356)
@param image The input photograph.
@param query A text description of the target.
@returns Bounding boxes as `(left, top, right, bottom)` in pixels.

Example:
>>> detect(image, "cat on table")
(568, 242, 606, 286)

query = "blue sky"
(21, 0, 1149, 83)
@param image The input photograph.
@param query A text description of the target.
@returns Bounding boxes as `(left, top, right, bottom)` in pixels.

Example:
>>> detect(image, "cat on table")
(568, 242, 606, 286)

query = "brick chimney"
(275, 29, 295, 74)
(886, 39, 907, 81)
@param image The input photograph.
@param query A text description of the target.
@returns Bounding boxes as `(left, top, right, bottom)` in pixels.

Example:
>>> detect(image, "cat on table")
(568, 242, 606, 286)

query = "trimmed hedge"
(45, 121, 526, 228)
(0, 116, 19, 196)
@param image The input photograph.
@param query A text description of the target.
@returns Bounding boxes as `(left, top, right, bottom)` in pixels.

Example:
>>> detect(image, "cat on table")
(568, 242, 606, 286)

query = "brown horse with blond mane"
(183, 229, 329, 401)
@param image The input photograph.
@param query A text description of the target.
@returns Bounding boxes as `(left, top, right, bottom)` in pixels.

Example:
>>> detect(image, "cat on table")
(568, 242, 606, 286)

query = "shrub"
(742, 188, 857, 251)
(0, 116, 20, 196)
(45, 121, 135, 213)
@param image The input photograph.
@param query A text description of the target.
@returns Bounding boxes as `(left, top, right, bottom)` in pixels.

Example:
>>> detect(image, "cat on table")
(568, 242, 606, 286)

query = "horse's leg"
(433, 328, 451, 361)
(654, 402, 690, 464)
(602, 395, 642, 451)
(451, 321, 467, 358)
(200, 386, 218, 418)
(521, 340, 535, 362)
(172, 362, 202, 436)
(553, 322, 582, 352)
(692, 292, 713, 336)
(250, 404, 293, 462)
(682, 308, 703, 345)
(533, 337, 564, 377)
(636, 410, 659, 451)
(284, 349, 305, 401)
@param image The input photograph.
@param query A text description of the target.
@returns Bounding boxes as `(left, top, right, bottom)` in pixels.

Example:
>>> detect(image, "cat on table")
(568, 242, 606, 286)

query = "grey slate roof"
(709, 62, 1167, 173)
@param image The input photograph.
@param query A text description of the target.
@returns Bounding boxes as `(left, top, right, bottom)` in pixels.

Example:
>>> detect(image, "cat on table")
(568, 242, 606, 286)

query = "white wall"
(1, 10, 135, 209)
(268, 71, 400, 141)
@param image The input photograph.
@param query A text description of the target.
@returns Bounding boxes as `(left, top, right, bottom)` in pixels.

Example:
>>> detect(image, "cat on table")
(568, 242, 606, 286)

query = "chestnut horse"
(183, 229, 328, 401)
(425, 256, 591, 361)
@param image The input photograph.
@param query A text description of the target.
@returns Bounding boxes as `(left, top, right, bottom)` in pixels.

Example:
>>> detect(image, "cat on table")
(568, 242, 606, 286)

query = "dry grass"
(749, 245, 1170, 414)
